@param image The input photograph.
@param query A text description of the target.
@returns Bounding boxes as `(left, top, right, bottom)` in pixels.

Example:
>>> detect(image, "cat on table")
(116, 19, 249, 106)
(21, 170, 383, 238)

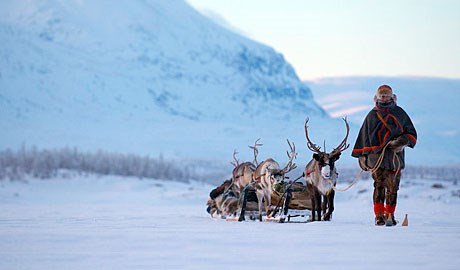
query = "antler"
(230, 149, 240, 167)
(304, 118, 322, 154)
(331, 117, 350, 156)
(282, 139, 297, 174)
(249, 138, 263, 166)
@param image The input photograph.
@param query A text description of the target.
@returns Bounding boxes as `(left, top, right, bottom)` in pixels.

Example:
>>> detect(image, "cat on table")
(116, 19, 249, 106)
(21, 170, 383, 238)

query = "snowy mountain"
(306, 76, 460, 165)
(0, 0, 326, 163)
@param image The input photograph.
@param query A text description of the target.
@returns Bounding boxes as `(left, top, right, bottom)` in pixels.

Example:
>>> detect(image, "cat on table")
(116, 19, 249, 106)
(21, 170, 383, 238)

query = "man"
(352, 85, 417, 226)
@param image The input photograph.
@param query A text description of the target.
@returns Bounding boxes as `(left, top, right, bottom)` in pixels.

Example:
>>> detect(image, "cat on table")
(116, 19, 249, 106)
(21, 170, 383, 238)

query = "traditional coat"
(352, 104, 417, 170)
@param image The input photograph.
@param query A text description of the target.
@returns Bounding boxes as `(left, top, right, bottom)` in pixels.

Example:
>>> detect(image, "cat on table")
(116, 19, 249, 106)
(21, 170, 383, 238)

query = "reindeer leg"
(238, 186, 248, 222)
(322, 195, 327, 218)
(324, 190, 335, 221)
(264, 190, 272, 217)
(256, 190, 264, 222)
(308, 184, 318, 222)
(310, 194, 316, 221)
(315, 191, 322, 221)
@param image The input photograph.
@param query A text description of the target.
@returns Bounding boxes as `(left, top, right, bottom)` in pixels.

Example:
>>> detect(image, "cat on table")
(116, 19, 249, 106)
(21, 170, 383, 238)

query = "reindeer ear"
(313, 153, 320, 160)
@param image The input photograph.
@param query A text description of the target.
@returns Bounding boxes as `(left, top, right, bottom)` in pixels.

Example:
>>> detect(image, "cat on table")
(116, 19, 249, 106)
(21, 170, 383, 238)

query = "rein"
(369, 141, 402, 174)
(327, 143, 390, 193)
(328, 169, 363, 192)
(329, 141, 402, 193)
(308, 160, 363, 193)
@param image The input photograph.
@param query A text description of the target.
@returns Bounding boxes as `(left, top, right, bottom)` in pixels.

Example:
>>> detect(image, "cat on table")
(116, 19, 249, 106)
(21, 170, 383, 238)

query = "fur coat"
(351, 103, 417, 170)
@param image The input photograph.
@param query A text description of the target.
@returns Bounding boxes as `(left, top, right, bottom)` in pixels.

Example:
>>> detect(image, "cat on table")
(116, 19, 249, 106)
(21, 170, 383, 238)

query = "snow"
(1, 175, 459, 270)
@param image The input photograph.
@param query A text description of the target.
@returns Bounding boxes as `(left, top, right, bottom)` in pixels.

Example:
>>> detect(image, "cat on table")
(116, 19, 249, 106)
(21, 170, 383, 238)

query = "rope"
(327, 141, 393, 193)
(332, 141, 401, 194)
(369, 141, 402, 175)
(328, 169, 364, 192)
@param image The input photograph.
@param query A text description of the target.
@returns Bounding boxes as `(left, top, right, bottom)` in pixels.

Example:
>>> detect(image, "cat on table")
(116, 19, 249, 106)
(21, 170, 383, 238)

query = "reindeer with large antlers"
(304, 117, 350, 221)
(251, 140, 297, 221)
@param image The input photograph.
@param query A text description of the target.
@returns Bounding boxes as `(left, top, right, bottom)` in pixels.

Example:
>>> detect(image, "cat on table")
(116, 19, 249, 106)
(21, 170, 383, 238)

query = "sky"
(186, 0, 460, 80)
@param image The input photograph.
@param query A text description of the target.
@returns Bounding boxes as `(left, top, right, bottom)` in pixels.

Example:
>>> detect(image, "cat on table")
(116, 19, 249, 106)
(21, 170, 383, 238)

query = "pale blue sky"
(187, 0, 460, 80)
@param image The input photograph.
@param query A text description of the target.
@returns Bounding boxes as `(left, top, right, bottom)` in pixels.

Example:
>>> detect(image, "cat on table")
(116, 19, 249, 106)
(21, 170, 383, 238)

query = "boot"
(375, 214, 385, 226)
(385, 213, 397, 226)
(374, 203, 385, 226)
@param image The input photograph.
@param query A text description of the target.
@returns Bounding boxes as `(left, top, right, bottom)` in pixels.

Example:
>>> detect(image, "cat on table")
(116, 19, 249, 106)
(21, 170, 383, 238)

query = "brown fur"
(232, 162, 256, 190)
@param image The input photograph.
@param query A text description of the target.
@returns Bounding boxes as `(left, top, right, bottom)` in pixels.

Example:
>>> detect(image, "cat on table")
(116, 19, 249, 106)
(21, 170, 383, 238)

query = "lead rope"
(328, 169, 364, 192)
(331, 140, 404, 193)
(328, 141, 393, 193)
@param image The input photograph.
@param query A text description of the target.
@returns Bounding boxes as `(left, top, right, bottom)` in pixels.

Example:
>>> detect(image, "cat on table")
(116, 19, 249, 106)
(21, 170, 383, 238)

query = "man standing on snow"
(351, 85, 417, 226)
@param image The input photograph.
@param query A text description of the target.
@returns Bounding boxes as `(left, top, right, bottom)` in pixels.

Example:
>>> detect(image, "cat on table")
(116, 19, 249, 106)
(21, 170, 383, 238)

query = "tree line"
(0, 146, 206, 182)
(1, 146, 458, 183)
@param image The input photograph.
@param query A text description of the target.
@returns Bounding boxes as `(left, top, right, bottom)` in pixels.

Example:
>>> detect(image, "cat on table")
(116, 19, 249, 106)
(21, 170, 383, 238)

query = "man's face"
(380, 95, 392, 102)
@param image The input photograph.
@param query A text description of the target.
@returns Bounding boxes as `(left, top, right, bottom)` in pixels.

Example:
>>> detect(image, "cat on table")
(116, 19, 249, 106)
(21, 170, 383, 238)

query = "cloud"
(329, 105, 372, 118)
(437, 130, 458, 137)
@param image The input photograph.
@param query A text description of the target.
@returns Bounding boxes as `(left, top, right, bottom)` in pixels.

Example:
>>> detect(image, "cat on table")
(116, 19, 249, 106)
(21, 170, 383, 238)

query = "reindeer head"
(305, 117, 350, 180)
(267, 140, 297, 183)
(266, 166, 285, 183)
(311, 152, 341, 179)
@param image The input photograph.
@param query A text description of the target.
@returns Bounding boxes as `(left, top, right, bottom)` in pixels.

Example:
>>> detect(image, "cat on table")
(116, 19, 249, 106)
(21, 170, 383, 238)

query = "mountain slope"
(0, 0, 326, 161)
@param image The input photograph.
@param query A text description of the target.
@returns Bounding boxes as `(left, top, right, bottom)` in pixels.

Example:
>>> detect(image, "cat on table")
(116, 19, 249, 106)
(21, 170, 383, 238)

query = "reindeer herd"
(206, 118, 350, 223)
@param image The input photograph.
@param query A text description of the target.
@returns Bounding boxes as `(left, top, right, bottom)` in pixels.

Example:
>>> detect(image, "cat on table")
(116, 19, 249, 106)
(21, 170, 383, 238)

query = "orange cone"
(401, 214, 408, 226)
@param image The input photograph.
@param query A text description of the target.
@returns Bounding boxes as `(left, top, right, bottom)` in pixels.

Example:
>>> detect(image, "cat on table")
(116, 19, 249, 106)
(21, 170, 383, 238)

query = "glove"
(388, 136, 409, 152)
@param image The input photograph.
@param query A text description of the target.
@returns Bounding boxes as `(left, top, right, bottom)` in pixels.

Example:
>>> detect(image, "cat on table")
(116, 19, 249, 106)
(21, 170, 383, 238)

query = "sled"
(269, 181, 313, 223)
(237, 181, 318, 223)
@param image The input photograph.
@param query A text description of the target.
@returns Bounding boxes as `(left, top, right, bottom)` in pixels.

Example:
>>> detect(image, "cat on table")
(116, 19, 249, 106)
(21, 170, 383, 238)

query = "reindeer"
(206, 178, 233, 218)
(231, 149, 257, 192)
(303, 117, 350, 221)
(208, 150, 257, 219)
(252, 140, 297, 221)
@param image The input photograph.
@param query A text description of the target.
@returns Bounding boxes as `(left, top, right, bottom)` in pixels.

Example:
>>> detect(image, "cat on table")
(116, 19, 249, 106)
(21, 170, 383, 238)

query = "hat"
(374, 84, 396, 102)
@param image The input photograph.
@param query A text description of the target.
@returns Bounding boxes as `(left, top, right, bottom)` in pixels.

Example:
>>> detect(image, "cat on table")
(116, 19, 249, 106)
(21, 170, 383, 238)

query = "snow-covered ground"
(1, 175, 459, 270)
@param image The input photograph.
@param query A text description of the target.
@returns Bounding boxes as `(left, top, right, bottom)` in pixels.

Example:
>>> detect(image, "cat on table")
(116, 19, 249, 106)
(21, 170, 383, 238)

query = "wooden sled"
(237, 181, 322, 223)
(269, 182, 313, 223)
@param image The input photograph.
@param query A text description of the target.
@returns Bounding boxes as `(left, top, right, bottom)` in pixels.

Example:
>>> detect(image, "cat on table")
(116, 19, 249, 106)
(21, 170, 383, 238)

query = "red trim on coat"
(353, 112, 414, 153)
(406, 134, 417, 145)
(387, 114, 404, 133)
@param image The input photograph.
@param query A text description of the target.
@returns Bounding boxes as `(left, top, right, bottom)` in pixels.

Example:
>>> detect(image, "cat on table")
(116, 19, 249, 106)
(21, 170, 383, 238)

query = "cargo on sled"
(237, 181, 327, 223)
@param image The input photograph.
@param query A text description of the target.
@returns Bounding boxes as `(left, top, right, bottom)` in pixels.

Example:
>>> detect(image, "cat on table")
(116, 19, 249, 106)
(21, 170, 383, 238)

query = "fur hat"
(374, 84, 397, 102)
